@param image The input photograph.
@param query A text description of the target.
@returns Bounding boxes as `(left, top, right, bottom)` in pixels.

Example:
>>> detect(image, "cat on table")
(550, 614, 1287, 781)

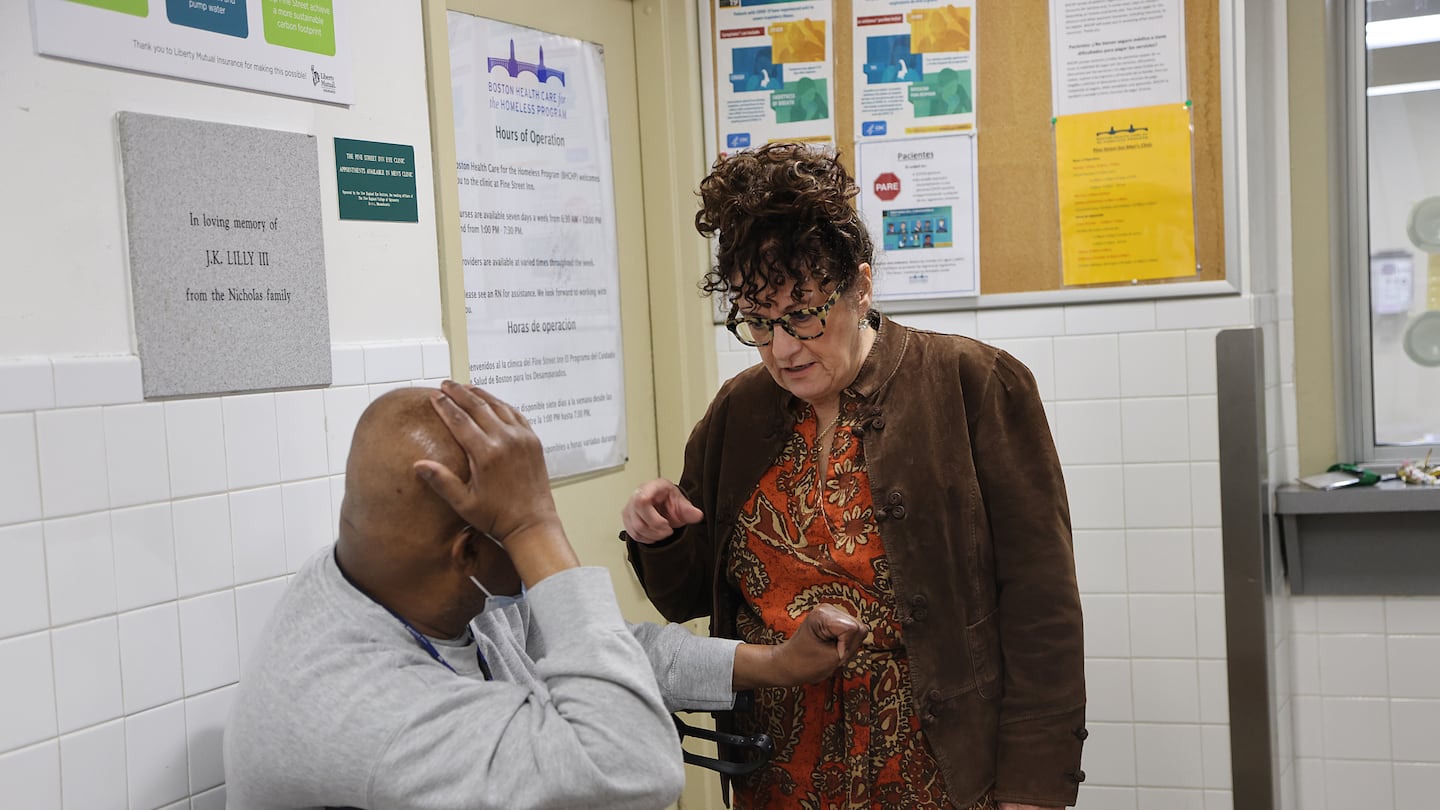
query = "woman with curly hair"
(622, 143, 1086, 810)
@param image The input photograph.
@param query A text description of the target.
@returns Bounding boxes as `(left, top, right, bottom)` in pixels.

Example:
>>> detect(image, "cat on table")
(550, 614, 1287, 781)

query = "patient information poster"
(31, 0, 352, 103)
(715, 0, 835, 152)
(852, 0, 976, 141)
(857, 134, 979, 299)
(1055, 104, 1197, 286)
(448, 13, 626, 479)
(1049, 0, 1185, 117)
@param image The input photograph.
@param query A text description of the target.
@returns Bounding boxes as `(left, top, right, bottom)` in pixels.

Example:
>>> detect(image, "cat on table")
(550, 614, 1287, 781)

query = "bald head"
(341, 388, 469, 549)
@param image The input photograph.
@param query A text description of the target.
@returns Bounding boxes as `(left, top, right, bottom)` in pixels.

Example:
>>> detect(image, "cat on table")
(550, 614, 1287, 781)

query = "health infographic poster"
(31, 0, 352, 103)
(852, 0, 976, 141)
(857, 135, 979, 299)
(448, 13, 627, 479)
(1049, 0, 1185, 117)
(716, 0, 835, 152)
(1055, 104, 1197, 286)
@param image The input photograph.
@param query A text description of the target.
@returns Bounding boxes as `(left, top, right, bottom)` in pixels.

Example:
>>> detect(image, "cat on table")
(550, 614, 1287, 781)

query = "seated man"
(226, 382, 866, 809)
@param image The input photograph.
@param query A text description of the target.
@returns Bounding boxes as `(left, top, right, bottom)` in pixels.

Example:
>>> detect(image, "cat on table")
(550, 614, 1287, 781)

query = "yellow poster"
(1055, 104, 1197, 286)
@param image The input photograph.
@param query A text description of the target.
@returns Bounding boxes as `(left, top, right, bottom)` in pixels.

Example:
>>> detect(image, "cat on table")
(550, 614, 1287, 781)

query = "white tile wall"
(0, 340, 447, 806)
(282, 478, 334, 571)
(0, 522, 51, 640)
(230, 486, 288, 585)
(1135, 724, 1205, 788)
(1130, 595, 1199, 658)
(1118, 331, 1189, 397)
(185, 686, 235, 794)
(44, 513, 117, 625)
(1324, 759, 1394, 807)
(274, 390, 329, 482)
(1289, 594, 1440, 809)
(988, 337, 1055, 400)
(363, 341, 424, 383)
(1394, 763, 1440, 810)
(0, 740, 61, 810)
(118, 603, 184, 715)
(1193, 528, 1223, 593)
(1387, 636, 1440, 699)
(0, 632, 58, 751)
(330, 344, 366, 386)
(1155, 295, 1253, 330)
(1185, 329, 1220, 395)
(421, 339, 452, 379)
(1085, 657, 1134, 722)
(36, 407, 111, 518)
(1198, 659, 1230, 725)
(102, 403, 170, 509)
(1123, 463, 1192, 528)
(190, 785, 226, 810)
(1074, 530, 1129, 593)
(1121, 398, 1191, 463)
(1138, 787, 1206, 809)
(1318, 635, 1390, 697)
(0, 359, 56, 413)
(221, 394, 281, 490)
(0, 414, 43, 526)
(172, 495, 234, 598)
(1077, 785, 1138, 810)
(124, 702, 189, 810)
(1081, 594, 1133, 658)
(1065, 301, 1157, 335)
(1054, 334, 1122, 400)
(1127, 529, 1194, 593)
(1133, 659, 1200, 722)
(1065, 465, 1127, 530)
(164, 398, 228, 499)
(58, 720, 128, 810)
(1085, 722, 1137, 785)
(975, 306, 1063, 339)
(178, 592, 239, 698)
(110, 503, 178, 612)
(1056, 401, 1124, 465)
(51, 617, 124, 734)
(51, 356, 142, 409)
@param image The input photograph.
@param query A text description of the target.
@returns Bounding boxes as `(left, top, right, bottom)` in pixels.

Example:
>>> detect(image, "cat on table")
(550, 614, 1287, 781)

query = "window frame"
(1338, 0, 1440, 462)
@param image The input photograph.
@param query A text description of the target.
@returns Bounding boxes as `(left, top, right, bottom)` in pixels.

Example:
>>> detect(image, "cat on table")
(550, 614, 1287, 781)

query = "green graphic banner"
(67, 0, 148, 14)
(262, 0, 335, 56)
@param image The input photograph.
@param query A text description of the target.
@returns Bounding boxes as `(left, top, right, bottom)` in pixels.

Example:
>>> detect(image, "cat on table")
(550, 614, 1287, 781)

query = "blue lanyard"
(385, 607, 492, 680)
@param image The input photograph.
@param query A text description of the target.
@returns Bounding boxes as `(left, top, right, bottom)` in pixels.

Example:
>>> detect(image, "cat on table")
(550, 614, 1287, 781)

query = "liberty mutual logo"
(310, 63, 336, 94)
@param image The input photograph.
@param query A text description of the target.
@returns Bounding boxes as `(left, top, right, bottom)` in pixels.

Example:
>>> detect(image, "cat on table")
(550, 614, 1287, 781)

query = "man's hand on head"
(415, 382, 578, 585)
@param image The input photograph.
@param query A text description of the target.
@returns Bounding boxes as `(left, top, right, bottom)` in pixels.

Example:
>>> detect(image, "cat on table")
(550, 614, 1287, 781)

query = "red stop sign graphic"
(873, 172, 901, 201)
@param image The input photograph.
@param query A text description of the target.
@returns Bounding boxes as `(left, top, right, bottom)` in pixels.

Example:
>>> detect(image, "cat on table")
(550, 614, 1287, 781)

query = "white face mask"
(469, 532, 523, 605)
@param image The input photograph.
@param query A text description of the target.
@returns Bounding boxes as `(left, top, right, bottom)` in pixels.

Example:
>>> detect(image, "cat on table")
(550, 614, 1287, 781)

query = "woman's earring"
(858, 319, 871, 331)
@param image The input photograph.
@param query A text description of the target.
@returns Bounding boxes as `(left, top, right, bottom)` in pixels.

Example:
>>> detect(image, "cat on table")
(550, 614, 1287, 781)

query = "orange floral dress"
(725, 405, 991, 810)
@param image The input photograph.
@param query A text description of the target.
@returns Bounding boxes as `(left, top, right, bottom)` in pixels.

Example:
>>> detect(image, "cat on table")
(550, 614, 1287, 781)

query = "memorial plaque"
(118, 112, 331, 397)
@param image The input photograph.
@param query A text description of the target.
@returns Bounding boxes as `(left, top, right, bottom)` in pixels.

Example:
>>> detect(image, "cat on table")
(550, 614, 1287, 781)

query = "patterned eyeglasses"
(725, 286, 844, 348)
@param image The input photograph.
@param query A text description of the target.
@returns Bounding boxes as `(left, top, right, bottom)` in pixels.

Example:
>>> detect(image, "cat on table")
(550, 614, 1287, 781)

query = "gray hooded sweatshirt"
(224, 547, 740, 809)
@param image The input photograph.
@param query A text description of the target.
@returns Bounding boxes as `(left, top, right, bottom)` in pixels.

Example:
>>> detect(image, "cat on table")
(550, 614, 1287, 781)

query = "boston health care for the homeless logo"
(486, 40, 570, 126)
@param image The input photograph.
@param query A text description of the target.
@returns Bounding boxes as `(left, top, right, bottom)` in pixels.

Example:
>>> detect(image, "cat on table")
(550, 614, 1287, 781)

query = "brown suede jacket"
(627, 315, 1087, 808)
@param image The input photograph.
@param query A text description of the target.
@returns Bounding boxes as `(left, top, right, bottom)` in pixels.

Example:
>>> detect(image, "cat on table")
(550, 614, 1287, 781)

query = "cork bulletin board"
(707, 0, 1226, 297)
